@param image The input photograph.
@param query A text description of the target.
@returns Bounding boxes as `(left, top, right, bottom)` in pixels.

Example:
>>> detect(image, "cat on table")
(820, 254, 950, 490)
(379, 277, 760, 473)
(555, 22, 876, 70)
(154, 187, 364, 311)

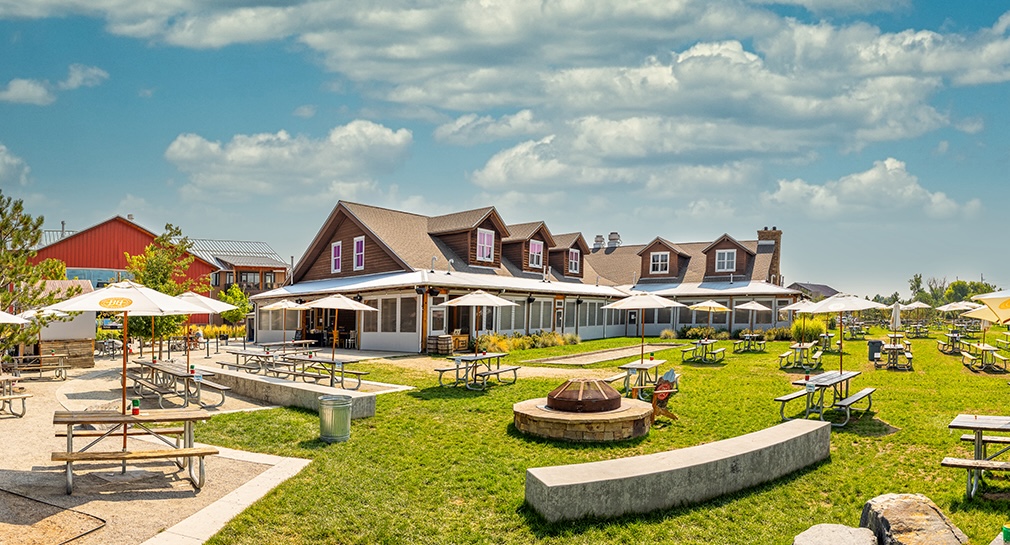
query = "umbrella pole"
(640, 307, 645, 363)
(332, 309, 338, 361)
(186, 318, 191, 369)
(838, 311, 844, 374)
(122, 311, 129, 460)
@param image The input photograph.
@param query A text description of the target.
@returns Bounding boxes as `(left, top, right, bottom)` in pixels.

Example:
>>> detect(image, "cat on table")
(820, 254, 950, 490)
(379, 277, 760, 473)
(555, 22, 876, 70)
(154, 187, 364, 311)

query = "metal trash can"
(318, 395, 352, 443)
(867, 340, 883, 361)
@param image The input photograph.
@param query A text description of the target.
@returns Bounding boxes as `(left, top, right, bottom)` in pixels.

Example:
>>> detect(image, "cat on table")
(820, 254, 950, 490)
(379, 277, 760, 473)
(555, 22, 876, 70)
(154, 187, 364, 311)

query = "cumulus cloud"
(434, 110, 548, 145)
(0, 144, 31, 187)
(165, 120, 413, 200)
(0, 79, 55, 105)
(59, 64, 108, 90)
(762, 157, 981, 219)
(470, 136, 643, 189)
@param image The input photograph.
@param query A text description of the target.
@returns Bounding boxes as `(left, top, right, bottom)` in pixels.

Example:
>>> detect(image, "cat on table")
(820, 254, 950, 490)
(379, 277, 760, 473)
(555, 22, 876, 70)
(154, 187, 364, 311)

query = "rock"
(794, 523, 876, 545)
(860, 493, 968, 545)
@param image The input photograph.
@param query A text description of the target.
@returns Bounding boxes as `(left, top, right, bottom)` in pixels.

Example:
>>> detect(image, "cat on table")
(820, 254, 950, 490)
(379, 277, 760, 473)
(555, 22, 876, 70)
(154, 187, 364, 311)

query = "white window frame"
(715, 249, 736, 272)
(353, 236, 365, 271)
(650, 252, 670, 274)
(568, 249, 580, 274)
(331, 241, 342, 273)
(476, 228, 495, 263)
(528, 240, 543, 268)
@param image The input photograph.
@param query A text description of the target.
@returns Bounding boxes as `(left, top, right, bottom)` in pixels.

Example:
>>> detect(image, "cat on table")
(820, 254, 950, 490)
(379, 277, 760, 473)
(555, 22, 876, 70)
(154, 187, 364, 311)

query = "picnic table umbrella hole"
(46, 280, 208, 457)
(304, 294, 378, 359)
(602, 292, 685, 363)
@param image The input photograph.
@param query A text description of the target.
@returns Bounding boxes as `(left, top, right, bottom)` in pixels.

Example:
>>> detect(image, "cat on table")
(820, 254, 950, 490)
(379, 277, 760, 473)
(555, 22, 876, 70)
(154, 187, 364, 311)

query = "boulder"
(794, 524, 876, 545)
(860, 493, 968, 545)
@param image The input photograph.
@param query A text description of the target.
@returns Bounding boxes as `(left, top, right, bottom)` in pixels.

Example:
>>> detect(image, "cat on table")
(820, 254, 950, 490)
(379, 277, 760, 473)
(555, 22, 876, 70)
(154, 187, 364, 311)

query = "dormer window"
(650, 252, 669, 274)
(568, 249, 580, 273)
(715, 249, 736, 272)
(477, 228, 495, 262)
(529, 240, 543, 268)
(331, 241, 342, 273)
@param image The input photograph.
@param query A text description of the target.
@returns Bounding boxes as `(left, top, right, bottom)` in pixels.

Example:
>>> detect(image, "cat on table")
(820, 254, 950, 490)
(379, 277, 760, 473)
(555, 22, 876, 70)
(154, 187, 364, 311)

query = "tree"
(0, 191, 78, 355)
(218, 283, 251, 337)
(927, 276, 948, 304)
(123, 224, 210, 345)
(908, 273, 924, 299)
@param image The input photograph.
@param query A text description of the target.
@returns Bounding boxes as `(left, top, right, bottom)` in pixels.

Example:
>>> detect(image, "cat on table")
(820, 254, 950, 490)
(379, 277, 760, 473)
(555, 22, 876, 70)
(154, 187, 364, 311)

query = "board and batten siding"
(302, 217, 405, 282)
(704, 239, 749, 277)
(639, 241, 680, 280)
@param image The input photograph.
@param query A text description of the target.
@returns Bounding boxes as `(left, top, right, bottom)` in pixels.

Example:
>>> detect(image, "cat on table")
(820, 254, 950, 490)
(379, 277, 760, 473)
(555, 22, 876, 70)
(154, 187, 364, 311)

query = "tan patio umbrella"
(901, 300, 932, 326)
(688, 300, 730, 331)
(734, 301, 771, 332)
(305, 294, 378, 359)
(48, 281, 207, 451)
(17, 308, 68, 353)
(0, 310, 29, 325)
(260, 299, 311, 349)
(604, 293, 686, 362)
(971, 290, 1010, 325)
(799, 294, 887, 373)
(442, 290, 518, 354)
(937, 301, 983, 330)
(961, 305, 999, 345)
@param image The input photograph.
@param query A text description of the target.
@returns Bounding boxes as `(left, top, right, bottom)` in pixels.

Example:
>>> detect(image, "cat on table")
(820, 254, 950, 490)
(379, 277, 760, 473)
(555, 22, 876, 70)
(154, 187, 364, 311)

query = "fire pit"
(546, 378, 622, 412)
(513, 378, 653, 442)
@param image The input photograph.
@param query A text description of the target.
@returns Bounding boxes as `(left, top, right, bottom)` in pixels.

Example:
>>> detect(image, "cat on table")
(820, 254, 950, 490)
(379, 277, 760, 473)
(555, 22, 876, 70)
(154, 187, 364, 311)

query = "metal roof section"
(638, 281, 801, 297)
(188, 238, 288, 271)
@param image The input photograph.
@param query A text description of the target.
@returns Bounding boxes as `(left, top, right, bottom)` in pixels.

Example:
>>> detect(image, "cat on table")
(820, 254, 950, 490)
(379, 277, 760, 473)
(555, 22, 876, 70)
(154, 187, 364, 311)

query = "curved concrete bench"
(525, 419, 831, 521)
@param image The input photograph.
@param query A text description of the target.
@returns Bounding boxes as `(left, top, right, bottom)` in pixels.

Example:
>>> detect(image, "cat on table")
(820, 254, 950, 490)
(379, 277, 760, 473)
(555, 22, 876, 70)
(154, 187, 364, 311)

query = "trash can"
(867, 340, 883, 361)
(318, 395, 352, 443)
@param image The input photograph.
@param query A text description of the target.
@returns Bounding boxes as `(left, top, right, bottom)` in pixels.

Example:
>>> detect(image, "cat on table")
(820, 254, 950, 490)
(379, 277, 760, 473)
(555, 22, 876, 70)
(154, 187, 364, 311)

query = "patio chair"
(345, 331, 357, 349)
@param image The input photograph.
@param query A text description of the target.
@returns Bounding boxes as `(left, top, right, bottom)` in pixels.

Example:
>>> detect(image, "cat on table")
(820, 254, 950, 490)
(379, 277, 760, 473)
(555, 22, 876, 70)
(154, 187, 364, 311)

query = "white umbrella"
(17, 308, 69, 351)
(734, 301, 771, 332)
(971, 290, 1010, 324)
(901, 300, 931, 325)
(48, 281, 208, 450)
(961, 306, 998, 344)
(442, 290, 518, 353)
(890, 302, 902, 338)
(604, 292, 685, 362)
(305, 294, 378, 359)
(176, 292, 239, 365)
(1, 310, 30, 325)
(936, 301, 983, 312)
(781, 299, 816, 343)
(800, 294, 887, 373)
(260, 299, 311, 348)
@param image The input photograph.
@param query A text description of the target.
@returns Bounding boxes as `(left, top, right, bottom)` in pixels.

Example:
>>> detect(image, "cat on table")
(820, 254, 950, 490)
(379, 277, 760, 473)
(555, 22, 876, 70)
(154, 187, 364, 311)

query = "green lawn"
(197, 329, 1010, 544)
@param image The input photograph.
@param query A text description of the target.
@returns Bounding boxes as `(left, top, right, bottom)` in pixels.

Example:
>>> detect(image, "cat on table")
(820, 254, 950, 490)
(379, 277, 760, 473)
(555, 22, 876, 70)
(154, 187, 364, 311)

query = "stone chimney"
(593, 234, 605, 250)
(607, 232, 621, 248)
(758, 226, 782, 285)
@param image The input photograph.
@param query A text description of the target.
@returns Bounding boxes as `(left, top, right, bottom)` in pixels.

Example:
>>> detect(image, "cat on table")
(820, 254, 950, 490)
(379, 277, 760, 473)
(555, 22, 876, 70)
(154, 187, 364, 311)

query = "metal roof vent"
(607, 232, 621, 247)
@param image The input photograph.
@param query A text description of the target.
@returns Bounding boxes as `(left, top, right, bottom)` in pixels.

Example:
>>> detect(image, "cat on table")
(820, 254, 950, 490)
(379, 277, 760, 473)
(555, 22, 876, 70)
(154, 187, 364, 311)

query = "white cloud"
(293, 104, 316, 118)
(0, 79, 54, 105)
(955, 117, 984, 134)
(434, 110, 548, 145)
(0, 144, 31, 186)
(58, 64, 108, 90)
(762, 157, 981, 219)
(935, 140, 949, 154)
(470, 136, 641, 189)
(165, 120, 413, 200)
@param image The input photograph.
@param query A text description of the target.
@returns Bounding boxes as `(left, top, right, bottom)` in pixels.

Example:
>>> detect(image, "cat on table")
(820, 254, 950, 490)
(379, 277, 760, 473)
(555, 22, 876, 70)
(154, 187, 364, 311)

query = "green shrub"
(791, 318, 826, 342)
(562, 333, 580, 345)
(715, 330, 731, 341)
(660, 328, 677, 339)
(684, 326, 716, 339)
(96, 329, 121, 341)
(764, 327, 793, 341)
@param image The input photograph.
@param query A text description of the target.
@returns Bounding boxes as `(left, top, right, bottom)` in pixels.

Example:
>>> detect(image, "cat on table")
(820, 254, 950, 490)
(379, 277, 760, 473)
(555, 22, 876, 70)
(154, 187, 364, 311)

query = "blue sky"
(1, 1, 1008, 298)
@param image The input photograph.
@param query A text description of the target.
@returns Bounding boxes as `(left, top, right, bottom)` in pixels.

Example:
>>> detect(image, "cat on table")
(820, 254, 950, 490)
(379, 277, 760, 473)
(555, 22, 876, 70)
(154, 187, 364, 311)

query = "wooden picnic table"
(790, 370, 861, 422)
(52, 408, 217, 494)
(435, 352, 516, 390)
(946, 414, 1010, 499)
(279, 353, 367, 389)
(2, 353, 69, 380)
(258, 339, 318, 352)
(131, 359, 227, 408)
(788, 342, 817, 368)
(0, 374, 30, 417)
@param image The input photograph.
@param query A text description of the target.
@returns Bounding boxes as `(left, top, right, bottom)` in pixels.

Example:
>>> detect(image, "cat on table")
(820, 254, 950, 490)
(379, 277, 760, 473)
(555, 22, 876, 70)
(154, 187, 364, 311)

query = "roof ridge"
(343, 201, 430, 220)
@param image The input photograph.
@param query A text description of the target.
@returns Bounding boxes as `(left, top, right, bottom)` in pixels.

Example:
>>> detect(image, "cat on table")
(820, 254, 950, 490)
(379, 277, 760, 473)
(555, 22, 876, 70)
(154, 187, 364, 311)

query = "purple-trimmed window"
(476, 228, 494, 262)
(528, 240, 543, 268)
(330, 241, 342, 273)
(568, 249, 580, 274)
(354, 236, 365, 271)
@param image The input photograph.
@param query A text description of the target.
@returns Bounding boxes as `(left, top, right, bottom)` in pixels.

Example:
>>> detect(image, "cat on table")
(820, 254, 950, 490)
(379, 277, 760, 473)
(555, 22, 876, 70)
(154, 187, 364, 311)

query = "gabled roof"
(635, 237, 687, 257)
(701, 233, 756, 256)
(41, 279, 94, 299)
(549, 233, 589, 253)
(428, 207, 510, 237)
(502, 221, 556, 247)
(787, 282, 839, 298)
(188, 239, 288, 270)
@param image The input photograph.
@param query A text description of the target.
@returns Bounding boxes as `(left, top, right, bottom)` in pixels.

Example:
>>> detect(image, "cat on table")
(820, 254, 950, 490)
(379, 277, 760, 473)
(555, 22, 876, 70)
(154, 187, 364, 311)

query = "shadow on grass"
(407, 385, 489, 401)
(680, 360, 727, 369)
(515, 458, 832, 537)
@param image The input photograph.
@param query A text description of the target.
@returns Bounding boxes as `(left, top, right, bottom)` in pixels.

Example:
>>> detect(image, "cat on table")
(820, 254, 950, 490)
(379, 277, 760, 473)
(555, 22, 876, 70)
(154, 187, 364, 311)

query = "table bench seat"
(809, 350, 823, 368)
(961, 352, 977, 368)
(473, 365, 519, 389)
(708, 348, 726, 362)
(831, 387, 875, 426)
(52, 446, 219, 494)
(958, 434, 1010, 458)
(0, 393, 32, 417)
(216, 360, 261, 373)
(603, 372, 626, 384)
(11, 363, 68, 380)
(129, 374, 176, 408)
(57, 426, 185, 438)
(681, 346, 698, 361)
(774, 390, 808, 420)
(992, 353, 1008, 372)
(733, 340, 745, 353)
(777, 351, 793, 367)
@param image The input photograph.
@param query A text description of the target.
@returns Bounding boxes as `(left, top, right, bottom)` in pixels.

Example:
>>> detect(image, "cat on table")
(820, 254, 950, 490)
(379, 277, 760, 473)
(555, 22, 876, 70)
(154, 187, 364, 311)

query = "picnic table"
(692, 339, 723, 362)
(0, 374, 30, 417)
(130, 359, 228, 408)
(435, 352, 517, 390)
(944, 414, 1010, 499)
(2, 353, 69, 380)
(788, 342, 817, 368)
(783, 370, 869, 426)
(258, 339, 317, 352)
(617, 359, 665, 400)
(880, 344, 912, 370)
(52, 408, 217, 494)
(278, 353, 368, 389)
(737, 333, 764, 352)
(962, 343, 1004, 372)
(818, 333, 835, 352)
